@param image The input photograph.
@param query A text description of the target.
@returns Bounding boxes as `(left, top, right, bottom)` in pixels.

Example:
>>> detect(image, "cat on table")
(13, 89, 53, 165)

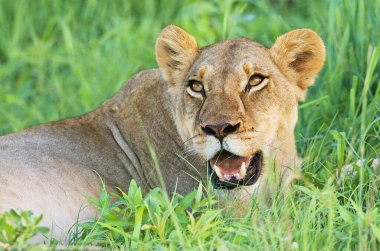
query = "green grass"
(0, 0, 379, 250)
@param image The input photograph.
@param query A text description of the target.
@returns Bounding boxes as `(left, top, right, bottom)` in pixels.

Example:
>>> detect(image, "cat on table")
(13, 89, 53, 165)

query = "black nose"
(201, 122, 240, 140)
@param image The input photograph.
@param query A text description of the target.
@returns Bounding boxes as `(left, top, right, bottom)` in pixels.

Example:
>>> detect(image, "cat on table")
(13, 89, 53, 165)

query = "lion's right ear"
(156, 25, 199, 84)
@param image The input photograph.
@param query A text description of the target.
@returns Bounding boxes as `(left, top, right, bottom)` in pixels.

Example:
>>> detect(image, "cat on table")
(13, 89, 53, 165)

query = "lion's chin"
(208, 150, 262, 190)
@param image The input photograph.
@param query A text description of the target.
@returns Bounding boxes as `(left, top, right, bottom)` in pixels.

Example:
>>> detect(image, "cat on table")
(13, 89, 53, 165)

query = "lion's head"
(155, 25, 325, 191)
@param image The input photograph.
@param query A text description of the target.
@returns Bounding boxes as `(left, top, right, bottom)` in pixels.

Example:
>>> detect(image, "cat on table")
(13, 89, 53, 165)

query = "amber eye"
(248, 74, 265, 86)
(189, 80, 204, 93)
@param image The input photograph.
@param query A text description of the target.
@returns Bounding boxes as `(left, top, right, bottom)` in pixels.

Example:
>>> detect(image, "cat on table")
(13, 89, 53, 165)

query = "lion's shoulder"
(103, 69, 165, 108)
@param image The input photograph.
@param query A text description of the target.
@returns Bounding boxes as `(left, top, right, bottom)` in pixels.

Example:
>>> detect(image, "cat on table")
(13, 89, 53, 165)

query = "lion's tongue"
(210, 151, 251, 175)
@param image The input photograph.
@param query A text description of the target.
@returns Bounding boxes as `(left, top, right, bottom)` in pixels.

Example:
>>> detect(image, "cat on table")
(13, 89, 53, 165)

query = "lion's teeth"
(214, 165, 223, 179)
(239, 162, 246, 177)
(214, 162, 247, 181)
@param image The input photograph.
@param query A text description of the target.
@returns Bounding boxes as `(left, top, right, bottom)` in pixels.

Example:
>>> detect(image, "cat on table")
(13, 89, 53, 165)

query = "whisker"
(182, 134, 199, 145)
(174, 149, 197, 162)
(177, 147, 197, 157)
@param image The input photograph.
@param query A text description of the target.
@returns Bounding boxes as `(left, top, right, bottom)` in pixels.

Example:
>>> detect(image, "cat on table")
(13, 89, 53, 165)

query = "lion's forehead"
(189, 40, 276, 81)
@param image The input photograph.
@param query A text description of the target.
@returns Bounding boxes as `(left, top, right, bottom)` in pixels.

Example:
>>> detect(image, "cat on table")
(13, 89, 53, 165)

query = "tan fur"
(0, 25, 325, 241)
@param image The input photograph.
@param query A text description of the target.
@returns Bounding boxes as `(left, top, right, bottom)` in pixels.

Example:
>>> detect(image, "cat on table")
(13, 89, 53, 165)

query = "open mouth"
(208, 150, 263, 190)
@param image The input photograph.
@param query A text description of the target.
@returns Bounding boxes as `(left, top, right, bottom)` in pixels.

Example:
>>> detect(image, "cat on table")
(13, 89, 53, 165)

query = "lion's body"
(0, 26, 325, 241)
(0, 70, 204, 238)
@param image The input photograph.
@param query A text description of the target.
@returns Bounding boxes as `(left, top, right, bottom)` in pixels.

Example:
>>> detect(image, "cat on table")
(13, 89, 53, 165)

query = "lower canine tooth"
(239, 162, 246, 177)
(214, 165, 223, 178)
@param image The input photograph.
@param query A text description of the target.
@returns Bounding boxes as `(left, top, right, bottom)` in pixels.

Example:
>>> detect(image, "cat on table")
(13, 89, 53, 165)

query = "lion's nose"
(201, 122, 240, 140)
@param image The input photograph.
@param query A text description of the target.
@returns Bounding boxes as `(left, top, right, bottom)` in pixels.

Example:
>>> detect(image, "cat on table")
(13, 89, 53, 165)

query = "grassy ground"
(0, 0, 379, 250)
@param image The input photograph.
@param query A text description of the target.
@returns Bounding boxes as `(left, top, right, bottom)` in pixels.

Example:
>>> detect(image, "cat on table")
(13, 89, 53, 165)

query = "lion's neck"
(102, 69, 205, 195)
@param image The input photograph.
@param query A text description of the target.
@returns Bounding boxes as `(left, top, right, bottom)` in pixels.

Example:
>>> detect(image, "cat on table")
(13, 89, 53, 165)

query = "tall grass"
(0, 0, 379, 250)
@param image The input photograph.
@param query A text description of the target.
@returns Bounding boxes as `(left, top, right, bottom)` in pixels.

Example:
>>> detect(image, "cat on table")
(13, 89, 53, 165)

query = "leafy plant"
(0, 210, 48, 250)
(73, 180, 220, 249)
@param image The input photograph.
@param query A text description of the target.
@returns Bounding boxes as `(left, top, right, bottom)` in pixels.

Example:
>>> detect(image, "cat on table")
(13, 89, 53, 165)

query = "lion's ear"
(270, 29, 325, 101)
(156, 25, 198, 85)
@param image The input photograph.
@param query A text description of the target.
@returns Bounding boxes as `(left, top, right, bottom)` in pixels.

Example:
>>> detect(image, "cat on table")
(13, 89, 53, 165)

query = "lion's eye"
(189, 80, 204, 93)
(245, 74, 267, 92)
(248, 74, 265, 86)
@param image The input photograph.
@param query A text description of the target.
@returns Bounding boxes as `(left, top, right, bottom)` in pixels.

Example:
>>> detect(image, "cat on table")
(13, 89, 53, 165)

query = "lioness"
(0, 25, 325, 239)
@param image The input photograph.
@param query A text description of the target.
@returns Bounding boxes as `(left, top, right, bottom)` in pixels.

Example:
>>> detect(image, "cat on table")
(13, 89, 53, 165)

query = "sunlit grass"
(0, 0, 379, 250)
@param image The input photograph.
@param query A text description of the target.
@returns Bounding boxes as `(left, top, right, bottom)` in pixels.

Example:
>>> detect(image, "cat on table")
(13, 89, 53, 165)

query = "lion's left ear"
(156, 25, 199, 85)
(270, 29, 325, 101)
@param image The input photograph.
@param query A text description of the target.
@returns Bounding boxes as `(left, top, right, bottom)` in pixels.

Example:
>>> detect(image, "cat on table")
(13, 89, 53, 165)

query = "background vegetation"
(0, 0, 379, 250)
